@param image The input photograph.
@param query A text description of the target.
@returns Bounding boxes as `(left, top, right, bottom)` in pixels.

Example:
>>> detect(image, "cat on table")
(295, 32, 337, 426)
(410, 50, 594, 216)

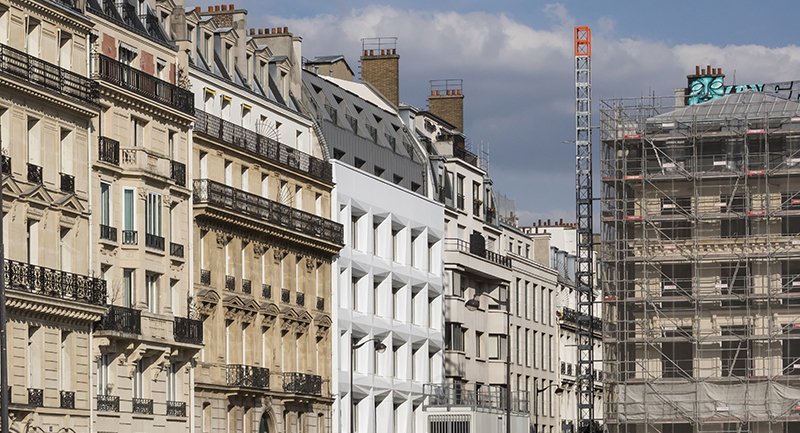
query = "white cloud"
(261, 4, 800, 220)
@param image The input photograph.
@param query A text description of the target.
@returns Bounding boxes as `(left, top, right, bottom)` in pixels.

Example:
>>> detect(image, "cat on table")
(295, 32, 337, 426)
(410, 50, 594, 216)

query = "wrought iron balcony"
(282, 372, 322, 396)
(98, 136, 120, 165)
(4, 259, 107, 306)
(281, 288, 290, 303)
(226, 364, 270, 389)
(60, 173, 75, 193)
(174, 316, 203, 345)
(60, 390, 75, 409)
(166, 400, 187, 417)
(1, 155, 9, 175)
(194, 111, 332, 182)
(122, 230, 138, 245)
(97, 304, 141, 334)
(193, 179, 343, 246)
(87, 0, 175, 49)
(0, 42, 95, 103)
(145, 233, 165, 251)
(100, 224, 118, 242)
(96, 394, 119, 412)
(242, 279, 252, 294)
(96, 55, 193, 115)
(296, 292, 305, 307)
(200, 269, 211, 285)
(170, 242, 184, 258)
(262, 284, 271, 299)
(132, 397, 153, 414)
(50, 0, 80, 12)
(445, 238, 512, 268)
(170, 160, 186, 186)
(28, 388, 43, 407)
(316, 296, 324, 311)
(27, 163, 42, 184)
(225, 275, 236, 291)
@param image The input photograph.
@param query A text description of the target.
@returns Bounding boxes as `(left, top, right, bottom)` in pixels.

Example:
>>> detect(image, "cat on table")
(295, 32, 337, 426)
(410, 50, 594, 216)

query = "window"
(661, 220, 692, 240)
(241, 167, 249, 192)
(374, 165, 385, 177)
(721, 326, 751, 377)
(122, 269, 135, 307)
(392, 228, 400, 262)
(123, 189, 135, 242)
(60, 331, 72, 391)
(100, 182, 111, 228)
(783, 326, 800, 375)
(475, 332, 482, 358)
(661, 263, 693, 308)
(27, 116, 40, 166)
(444, 322, 464, 352)
(662, 328, 693, 378)
(224, 160, 233, 186)
(26, 17, 40, 56)
(456, 175, 465, 210)
(488, 334, 507, 360)
(721, 261, 749, 307)
(97, 354, 109, 395)
(167, 363, 177, 401)
(146, 273, 159, 313)
(525, 330, 530, 366)
(133, 360, 144, 398)
(131, 117, 145, 147)
(373, 219, 381, 256)
(351, 215, 360, 250)
(146, 193, 162, 237)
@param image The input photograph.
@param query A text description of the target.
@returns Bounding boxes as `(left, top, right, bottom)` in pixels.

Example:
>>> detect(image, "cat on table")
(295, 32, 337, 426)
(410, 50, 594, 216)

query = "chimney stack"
(359, 37, 400, 107)
(428, 79, 465, 132)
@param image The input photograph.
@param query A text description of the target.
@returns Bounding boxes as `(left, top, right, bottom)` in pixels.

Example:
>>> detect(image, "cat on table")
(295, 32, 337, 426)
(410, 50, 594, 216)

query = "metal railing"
(97, 305, 141, 334)
(1, 155, 9, 175)
(170, 160, 186, 186)
(122, 230, 137, 245)
(444, 238, 512, 268)
(166, 400, 187, 417)
(99, 224, 118, 241)
(98, 136, 120, 165)
(60, 390, 75, 409)
(27, 163, 42, 184)
(4, 258, 107, 306)
(225, 275, 236, 291)
(242, 279, 252, 294)
(132, 397, 153, 414)
(296, 292, 305, 307)
(170, 242, 184, 258)
(96, 55, 193, 115)
(174, 316, 203, 345)
(96, 394, 119, 412)
(453, 146, 479, 167)
(194, 111, 332, 182)
(281, 288, 290, 303)
(423, 384, 530, 414)
(262, 284, 271, 299)
(145, 233, 164, 250)
(87, 0, 175, 49)
(60, 173, 75, 193)
(558, 307, 602, 330)
(28, 388, 43, 407)
(200, 269, 211, 285)
(316, 296, 324, 311)
(226, 364, 270, 389)
(0, 42, 95, 102)
(282, 372, 322, 395)
(193, 179, 343, 245)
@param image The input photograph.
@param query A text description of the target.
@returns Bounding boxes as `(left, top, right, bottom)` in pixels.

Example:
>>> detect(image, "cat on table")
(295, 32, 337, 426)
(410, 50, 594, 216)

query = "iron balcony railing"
(296, 292, 305, 307)
(132, 397, 153, 414)
(145, 233, 165, 251)
(316, 296, 324, 311)
(96, 394, 119, 412)
(60, 390, 75, 409)
(225, 275, 236, 291)
(281, 288, 290, 303)
(27, 163, 42, 184)
(122, 230, 138, 245)
(28, 388, 43, 407)
(423, 384, 530, 414)
(282, 372, 322, 396)
(444, 238, 512, 268)
(4, 259, 107, 306)
(242, 279, 252, 294)
(262, 284, 271, 299)
(166, 400, 187, 417)
(170, 160, 186, 186)
(226, 364, 270, 389)
(60, 173, 75, 193)
(99, 224, 117, 242)
(0, 42, 95, 102)
(194, 111, 332, 182)
(193, 179, 343, 245)
(1, 155, 9, 175)
(96, 55, 193, 115)
(87, 0, 175, 49)
(170, 242, 184, 258)
(200, 269, 211, 285)
(97, 304, 141, 334)
(174, 316, 203, 345)
(453, 146, 480, 167)
(98, 136, 120, 165)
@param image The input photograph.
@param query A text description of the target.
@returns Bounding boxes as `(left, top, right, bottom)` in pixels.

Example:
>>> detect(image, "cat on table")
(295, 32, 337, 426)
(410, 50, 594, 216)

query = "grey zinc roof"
(307, 55, 345, 64)
(650, 92, 800, 123)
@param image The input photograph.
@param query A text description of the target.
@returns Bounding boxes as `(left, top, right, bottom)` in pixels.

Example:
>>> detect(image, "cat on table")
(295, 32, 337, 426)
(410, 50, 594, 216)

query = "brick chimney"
(359, 37, 399, 107)
(428, 79, 464, 132)
(199, 4, 248, 78)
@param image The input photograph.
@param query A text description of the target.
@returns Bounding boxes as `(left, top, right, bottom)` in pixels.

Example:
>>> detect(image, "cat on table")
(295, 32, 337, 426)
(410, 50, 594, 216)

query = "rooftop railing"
(423, 384, 529, 414)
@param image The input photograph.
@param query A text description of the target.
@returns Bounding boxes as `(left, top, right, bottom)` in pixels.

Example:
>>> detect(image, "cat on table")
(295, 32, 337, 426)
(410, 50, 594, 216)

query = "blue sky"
(193, 0, 800, 223)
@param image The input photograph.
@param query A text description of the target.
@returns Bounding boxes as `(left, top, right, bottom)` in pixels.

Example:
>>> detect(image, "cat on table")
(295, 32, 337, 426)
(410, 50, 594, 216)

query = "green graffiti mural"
(688, 76, 725, 105)
(685, 73, 800, 106)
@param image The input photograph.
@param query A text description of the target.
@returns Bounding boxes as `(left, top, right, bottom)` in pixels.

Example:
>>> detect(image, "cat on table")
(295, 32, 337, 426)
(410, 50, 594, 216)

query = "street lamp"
(465, 291, 512, 433)
(350, 337, 386, 433)
(535, 383, 565, 433)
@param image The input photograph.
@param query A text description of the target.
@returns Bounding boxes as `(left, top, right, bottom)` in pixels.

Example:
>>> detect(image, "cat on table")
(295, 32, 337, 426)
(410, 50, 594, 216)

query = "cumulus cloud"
(249, 4, 800, 225)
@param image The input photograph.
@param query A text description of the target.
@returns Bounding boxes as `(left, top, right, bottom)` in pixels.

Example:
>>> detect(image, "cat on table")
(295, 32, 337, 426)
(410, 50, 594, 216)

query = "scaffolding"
(600, 91, 800, 433)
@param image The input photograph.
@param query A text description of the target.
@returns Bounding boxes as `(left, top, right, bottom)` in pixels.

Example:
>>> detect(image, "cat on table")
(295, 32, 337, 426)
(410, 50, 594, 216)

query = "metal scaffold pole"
(574, 25, 596, 433)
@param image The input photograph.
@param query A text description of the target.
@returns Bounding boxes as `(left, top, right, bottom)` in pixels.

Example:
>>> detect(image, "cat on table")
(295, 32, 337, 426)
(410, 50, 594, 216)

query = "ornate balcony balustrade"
(132, 397, 153, 414)
(174, 316, 203, 345)
(96, 394, 119, 412)
(1, 155, 9, 175)
(60, 173, 75, 193)
(194, 111, 332, 182)
(96, 55, 193, 115)
(281, 288, 290, 303)
(316, 296, 324, 311)
(28, 388, 43, 407)
(282, 372, 322, 396)
(122, 230, 138, 245)
(145, 233, 165, 251)
(98, 136, 120, 165)
(200, 269, 211, 285)
(262, 284, 271, 299)
(0, 42, 95, 103)
(60, 390, 75, 409)
(4, 259, 106, 306)
(225, 275, 236, 291)
(296, 292, 305, 307)
(170, 242, 184, 258)
(88, 0, 175, 48)
(193, 179, 343, 245)
(242, 279, 252, 294)
(97, 305, 141, 334)
(166, 400, 186, 417)
(170, 160, 186, 186)
(27, 163, 42, 184)
(226, 364, 270, 389)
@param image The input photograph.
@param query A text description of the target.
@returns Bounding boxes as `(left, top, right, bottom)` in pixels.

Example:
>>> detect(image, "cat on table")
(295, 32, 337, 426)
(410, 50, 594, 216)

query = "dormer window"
(224, 43, 233, 72)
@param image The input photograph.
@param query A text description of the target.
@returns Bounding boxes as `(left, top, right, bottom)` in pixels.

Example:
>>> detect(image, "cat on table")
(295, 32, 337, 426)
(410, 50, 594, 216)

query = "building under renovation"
(601, 70, 800, 433)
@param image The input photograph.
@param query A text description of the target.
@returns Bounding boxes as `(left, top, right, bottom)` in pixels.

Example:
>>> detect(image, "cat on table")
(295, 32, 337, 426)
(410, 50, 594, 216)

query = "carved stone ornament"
(273, 248, 287, 263)
(216, 231, 232, 246)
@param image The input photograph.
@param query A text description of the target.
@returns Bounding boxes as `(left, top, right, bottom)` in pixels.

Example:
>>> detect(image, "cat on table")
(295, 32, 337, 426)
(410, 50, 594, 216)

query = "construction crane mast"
(574, 25, 596, 433)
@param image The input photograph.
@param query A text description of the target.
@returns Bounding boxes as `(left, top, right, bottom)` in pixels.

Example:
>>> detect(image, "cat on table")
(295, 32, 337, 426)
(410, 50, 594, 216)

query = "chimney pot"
(369, 50, 374, 56)
(208, 6, 213, 11)
(257, 28, 262, 35)
(284, 27, 288, 33)
(271, 28, 276, 33)
(706, 64, 711, 75)
(279, 27, 284, 34)
(214, 5, 220, 11)
(435, 90, 440, 96)
(695, 65, 700, 75)
(229, 3, 234, 10)
(363, 50, 368, 56)
(559, 218, 563, 224)
(457, 89, 462, 95)
(221, 4, 227, 11)
(194, 6, 200, 12)
(431, 89, 435, 96)
(392, 48, 396, 55)
(719, 67, 723, 74)
(547, 219, 551, 225)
